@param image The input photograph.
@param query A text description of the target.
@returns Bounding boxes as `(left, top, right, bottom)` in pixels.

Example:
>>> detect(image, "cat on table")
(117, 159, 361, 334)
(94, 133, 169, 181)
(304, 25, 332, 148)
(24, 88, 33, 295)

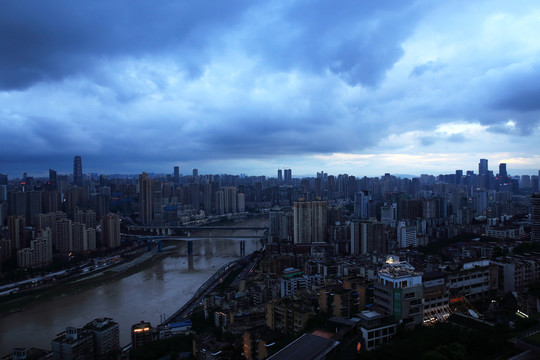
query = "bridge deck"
(129, 226, 268, 230)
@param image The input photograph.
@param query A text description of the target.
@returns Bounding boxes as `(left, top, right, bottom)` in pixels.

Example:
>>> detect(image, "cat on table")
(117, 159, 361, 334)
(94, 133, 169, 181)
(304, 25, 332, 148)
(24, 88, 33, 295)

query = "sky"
(1, 0, 540, 179)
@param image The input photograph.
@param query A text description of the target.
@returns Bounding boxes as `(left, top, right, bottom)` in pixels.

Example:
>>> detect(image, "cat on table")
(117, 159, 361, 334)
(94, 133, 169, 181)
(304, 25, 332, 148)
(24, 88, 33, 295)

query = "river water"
(0, 237, 263, 355)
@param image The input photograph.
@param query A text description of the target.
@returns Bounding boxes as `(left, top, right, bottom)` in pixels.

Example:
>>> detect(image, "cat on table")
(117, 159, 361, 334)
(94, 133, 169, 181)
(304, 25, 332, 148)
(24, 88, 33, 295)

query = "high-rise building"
(237, 193, 245, 213)
(293, 201, 311, 244)
(201, 183, 212, 212)
(354, 191, 371, 219)
(350, 220, 387, 255)
(73, 155, 83, 186)
(0, 201, 7, 227)
(311, 200, 327, 243)
(479, 158, 488, 176)
(36, 211, 67, 232)
(521, 175, 531, 189)
(293, 200, 327, 244)
(374, 255, 424, 328)
(0, 184, 6, 202)
(49, 169, 57, 189)
(0, 173, 7, 185)
(139, 172, 153, 225)
(8, 215, 26, 249)
(192, 168, 199, 182)
(72, 221, 90, 252)
(84, 318, 120, 358)
(228, 187, 237, 213)
(102, 213, 121, 248)
(131, 321, 154, 349)
(455, 170, 463, 184)
(277, 169, 283, 183)
(74, 208, 97, 229)
(284, 169, 292, 183)
(52, 327, 94, 360)
(7, 191, 27, 217)
(499, 163, 507, 178)
(174, 166, 180, 184)
(380, 203, 397, 227)
(532, 193, 540, 242)
(397, 221, 417, 248)
(215, 189, 225, 215)
(54, 218, 73, 252)
(17, 235, 53, 268)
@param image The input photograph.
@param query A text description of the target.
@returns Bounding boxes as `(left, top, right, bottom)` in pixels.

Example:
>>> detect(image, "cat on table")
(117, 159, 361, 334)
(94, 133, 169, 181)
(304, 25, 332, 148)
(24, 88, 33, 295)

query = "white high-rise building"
(397, 221, 417, 248)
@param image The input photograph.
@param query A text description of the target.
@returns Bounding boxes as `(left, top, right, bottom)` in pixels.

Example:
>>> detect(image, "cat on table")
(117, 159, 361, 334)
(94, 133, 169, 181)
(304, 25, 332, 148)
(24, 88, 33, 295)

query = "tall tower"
(174, 166, 180, 184)
(49, 169, 57, 189)
(478, 159, 488, 176)
(499, 163, 507, 178)
(139, 172, 153, 225)
(284, 169, 292, 183)
(277, 169, 283, 183)
(73, 156, 83, 186)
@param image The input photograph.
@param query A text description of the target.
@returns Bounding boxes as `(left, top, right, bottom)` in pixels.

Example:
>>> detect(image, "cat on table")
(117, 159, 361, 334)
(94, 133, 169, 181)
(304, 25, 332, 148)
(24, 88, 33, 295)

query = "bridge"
(127, 225, 269, 237)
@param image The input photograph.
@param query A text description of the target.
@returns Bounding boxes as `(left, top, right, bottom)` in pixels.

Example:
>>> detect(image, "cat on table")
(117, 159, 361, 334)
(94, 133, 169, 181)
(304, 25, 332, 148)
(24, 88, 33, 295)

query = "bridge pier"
(240, 240, 245, 257)
(187, 240, 193, 256)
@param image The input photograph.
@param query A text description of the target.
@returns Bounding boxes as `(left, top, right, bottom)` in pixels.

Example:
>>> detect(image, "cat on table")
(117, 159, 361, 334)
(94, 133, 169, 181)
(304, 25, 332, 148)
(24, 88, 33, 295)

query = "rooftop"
(268, 333, 339, 360)
(379, 260, 420, 279)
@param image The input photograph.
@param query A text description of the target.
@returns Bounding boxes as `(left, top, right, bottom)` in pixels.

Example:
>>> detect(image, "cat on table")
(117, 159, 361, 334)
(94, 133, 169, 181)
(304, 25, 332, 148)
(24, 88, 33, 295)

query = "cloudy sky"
(1, 0, 540, 178)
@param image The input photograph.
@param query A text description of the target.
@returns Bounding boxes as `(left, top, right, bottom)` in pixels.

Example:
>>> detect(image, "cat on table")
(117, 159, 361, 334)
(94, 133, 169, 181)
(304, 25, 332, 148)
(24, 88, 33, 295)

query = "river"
(0, 236, 263, 355)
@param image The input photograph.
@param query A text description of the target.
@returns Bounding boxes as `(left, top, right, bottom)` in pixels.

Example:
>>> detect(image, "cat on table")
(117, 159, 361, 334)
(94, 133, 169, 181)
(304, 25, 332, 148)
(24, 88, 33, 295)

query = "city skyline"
(1, 1, 540, 177)
(1, 157, 540, 180)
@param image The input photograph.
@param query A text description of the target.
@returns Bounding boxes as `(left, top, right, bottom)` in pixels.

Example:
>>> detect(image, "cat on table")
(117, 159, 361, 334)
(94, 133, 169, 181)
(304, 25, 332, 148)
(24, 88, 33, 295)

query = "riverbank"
(0, 247, 175, 318)
(0, 243, 249, 353)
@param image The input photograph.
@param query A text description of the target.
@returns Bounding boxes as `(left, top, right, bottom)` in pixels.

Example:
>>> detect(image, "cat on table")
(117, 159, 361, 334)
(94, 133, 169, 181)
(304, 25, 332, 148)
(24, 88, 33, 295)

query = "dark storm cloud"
(3, 0, 540, 177)
(475, 63, 540, 135)
(0, 0, 251, 89)
(0, 0, 424, 90)
(490, 64, 540, 113)
(243, 0, 423, 87)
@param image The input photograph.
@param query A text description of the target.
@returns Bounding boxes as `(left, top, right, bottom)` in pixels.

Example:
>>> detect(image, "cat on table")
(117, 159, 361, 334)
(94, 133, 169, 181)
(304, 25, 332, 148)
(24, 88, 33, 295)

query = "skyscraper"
(277, 169, 283, 183)
(284, 169, 292, 183)
(478, 159, 488, 176)
(174, 166, 180, 184)
(49, 169, 57, 189)
(139, 172, 153, 225)
(455, 170, 463, 184)
(499, 163, 507, 178)
(73, 156, 83, 186)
